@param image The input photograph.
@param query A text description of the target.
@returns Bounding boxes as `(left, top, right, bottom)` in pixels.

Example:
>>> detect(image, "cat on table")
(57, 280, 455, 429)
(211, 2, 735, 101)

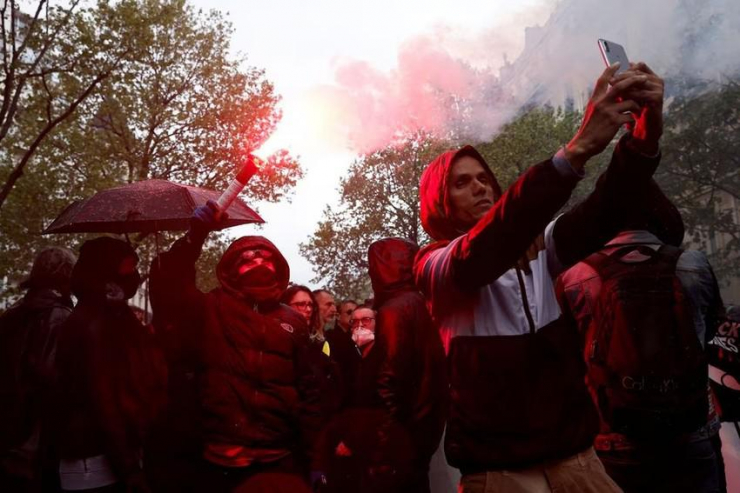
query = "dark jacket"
(368, 238, 447, 464)
(324, 326, 360, 407)
(557, 230, 720, 445)
(313, 239, 447, 492)
(149, 234, 322, 465)
(0, 288, 72, 451)
(55, 300, 166, 477)
(55, 238, 166, 481)
(414, 136, 668, 471)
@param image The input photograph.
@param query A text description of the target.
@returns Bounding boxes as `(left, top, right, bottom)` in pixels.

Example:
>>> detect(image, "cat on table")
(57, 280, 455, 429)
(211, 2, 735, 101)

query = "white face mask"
(352, 327, 375, 347)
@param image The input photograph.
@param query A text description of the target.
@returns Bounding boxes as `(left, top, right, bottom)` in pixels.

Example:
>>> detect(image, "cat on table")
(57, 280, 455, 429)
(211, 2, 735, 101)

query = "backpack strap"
(584, 243, 683, 279)
(582, 244, 650, 279)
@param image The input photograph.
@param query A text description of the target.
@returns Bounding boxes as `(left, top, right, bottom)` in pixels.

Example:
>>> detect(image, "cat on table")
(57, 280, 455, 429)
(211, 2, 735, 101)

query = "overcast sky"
(189, 0, 553, 286)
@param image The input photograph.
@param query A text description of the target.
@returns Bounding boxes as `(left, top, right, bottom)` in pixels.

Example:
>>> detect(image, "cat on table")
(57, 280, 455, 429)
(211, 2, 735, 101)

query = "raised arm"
(553, 63, 669, 271)
(437, 64, 648, 290)
(149, 201, 225, 348)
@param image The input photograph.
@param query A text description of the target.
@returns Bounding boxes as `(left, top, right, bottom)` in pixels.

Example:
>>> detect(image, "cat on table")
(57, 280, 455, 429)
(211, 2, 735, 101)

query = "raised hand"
(189, 199, 228, 239)
(564, 63, 645, 171)
(610, 62, 665, 155)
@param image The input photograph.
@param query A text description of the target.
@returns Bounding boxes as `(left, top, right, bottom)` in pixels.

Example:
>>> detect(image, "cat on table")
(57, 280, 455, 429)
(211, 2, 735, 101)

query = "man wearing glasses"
(349, 307, 377, 357)
(336, 300, 358, 333)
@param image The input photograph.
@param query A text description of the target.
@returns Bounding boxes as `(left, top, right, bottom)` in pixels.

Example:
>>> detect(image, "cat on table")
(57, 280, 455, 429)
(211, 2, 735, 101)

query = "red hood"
(216, 236, 290, 301)
(419, 145, 502, 241)
(368, 238, 418, 302)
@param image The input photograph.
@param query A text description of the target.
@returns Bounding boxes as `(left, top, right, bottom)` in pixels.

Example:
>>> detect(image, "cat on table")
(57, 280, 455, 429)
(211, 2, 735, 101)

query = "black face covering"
(72, 237, 142, 302)
(229, 264, 281, 303)
(238, 264, 275, 287)
(117, 270, 141, 300)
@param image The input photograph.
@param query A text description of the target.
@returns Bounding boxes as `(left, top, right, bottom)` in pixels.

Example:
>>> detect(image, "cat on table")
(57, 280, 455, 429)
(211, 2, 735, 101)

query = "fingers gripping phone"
(598, 39, 629, 74)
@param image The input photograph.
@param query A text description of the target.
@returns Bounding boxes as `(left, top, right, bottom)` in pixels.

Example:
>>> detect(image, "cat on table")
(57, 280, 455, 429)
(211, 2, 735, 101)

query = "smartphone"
(598, 39, 629, 74)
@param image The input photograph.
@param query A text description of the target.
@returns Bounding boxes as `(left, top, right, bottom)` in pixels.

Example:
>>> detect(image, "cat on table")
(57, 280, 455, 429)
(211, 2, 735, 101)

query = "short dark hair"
(312, 289, 334, 298)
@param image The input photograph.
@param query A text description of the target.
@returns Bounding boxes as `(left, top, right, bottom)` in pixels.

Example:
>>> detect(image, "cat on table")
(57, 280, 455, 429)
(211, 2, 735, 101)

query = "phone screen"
(598, 39, 629, 75)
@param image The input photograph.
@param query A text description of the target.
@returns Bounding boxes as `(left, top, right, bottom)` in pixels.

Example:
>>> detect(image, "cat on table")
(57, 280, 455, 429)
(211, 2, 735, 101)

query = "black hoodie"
(367, 238, 447, 464)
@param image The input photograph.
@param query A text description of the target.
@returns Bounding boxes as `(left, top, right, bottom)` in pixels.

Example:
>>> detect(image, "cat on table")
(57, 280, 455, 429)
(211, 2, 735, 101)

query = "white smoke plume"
(314, 0, 740, 153)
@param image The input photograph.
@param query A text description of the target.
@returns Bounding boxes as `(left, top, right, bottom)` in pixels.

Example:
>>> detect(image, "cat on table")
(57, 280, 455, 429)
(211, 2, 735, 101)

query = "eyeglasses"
(290, 301, 313, 310)
(240, 249, 273, 261)
(350, 317, 374, 327)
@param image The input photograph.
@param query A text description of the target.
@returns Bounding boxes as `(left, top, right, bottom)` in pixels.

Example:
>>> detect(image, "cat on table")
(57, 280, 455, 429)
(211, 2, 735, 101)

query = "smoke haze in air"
(315, 0, 740, 152)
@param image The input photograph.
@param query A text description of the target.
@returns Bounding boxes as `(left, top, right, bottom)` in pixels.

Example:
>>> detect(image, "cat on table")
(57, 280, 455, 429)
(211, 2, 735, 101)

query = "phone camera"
(604, 42, 610, 52)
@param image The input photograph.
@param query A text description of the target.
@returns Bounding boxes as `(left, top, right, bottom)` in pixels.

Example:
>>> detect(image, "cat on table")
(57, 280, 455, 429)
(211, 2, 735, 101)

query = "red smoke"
(312, 35, 508, 153)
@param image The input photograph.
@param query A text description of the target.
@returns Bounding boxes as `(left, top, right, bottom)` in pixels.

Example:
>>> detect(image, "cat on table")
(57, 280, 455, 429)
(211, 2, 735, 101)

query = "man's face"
(350, 307, 376, 334)
(337, 301, 358, 331)
(315, 291, 337, 325)
(448, 155, 495, 230)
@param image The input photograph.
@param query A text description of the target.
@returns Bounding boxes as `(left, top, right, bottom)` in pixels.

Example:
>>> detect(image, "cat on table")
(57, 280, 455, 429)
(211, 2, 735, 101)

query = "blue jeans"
(597, 438, 725, 493)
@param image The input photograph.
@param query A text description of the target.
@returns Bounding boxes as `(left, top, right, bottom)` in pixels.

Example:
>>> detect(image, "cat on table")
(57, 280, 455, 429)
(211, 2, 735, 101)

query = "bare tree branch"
(41, 72, 53, 122)
(0, 0, 81, 141)
(0, 68, 113, 209)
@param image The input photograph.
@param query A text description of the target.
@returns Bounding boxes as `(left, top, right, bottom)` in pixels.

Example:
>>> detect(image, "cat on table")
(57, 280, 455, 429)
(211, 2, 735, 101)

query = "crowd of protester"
(2, 62, 740, 493)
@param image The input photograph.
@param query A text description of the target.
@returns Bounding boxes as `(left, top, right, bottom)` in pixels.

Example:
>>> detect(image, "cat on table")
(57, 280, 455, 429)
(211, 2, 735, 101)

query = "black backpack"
(583, 244, 708, 437)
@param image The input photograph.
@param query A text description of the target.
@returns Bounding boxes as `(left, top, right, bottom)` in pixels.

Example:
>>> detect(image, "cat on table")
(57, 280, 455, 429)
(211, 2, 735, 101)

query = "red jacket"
(150, 234, 321, 466)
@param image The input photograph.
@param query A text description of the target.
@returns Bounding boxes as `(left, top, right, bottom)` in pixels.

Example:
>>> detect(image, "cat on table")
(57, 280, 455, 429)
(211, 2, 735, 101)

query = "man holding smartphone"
(414, 61, 671, 493)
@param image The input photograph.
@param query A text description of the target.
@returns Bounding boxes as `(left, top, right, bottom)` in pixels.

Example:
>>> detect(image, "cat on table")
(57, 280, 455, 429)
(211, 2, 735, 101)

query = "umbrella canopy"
(44, 179, 264, 234)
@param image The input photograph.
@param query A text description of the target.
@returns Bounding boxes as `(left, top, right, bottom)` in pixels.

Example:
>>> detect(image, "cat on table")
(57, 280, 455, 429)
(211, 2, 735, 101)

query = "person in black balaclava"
(149, 201, 320, 493)
(54, 237, 166, 493)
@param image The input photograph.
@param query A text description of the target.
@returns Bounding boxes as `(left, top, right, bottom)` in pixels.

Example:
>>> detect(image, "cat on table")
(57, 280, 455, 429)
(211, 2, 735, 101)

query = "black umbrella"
(44, 179, 263, 234)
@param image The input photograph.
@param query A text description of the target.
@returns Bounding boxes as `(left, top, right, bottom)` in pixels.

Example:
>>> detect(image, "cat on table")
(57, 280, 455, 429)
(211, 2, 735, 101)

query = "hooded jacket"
(0, 288, 72, 452)
(414, 135, 670, 471)
(149, 233, 321, 467)
(368, 238, 447, 464)
(55, 238, 166, 481)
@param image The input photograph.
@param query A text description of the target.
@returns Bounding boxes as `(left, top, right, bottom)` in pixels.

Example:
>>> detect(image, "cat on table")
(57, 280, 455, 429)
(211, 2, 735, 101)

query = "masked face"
(118, 272, 141, 300)
(352, 327, 375, 347)
(114, 256, 141, 300)
(235, 249, 277, 288)
(350, 307, 376, 348)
